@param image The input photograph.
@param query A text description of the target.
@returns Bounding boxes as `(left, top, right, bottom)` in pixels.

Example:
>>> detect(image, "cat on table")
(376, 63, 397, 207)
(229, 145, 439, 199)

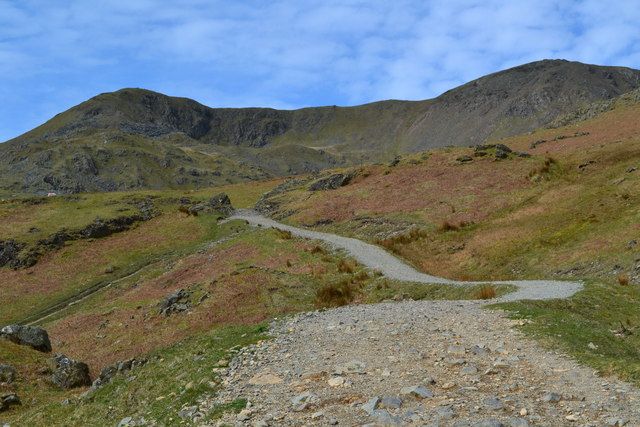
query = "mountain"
(2, 59, 639, 194)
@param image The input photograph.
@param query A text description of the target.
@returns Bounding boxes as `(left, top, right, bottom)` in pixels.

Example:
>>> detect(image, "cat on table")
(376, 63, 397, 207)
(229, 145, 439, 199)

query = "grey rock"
(93, 357, 147, 388)
(379, 396, 402, 409)
(158, 289, 191, 316)
(372, 409, 402, 425)
(473, 420, 505, 427)
(178, 406, 198, 419)
(362, 397, 380, 415)
(483, 396, 504, 411)
(334, 359, 366, 374)
(117, 417, 147, 427)
(456, 155, 473, 163)
(50, 354, 92, 389)
(309, 173, 352, 191)
(437, 405, 455, 419)
(461, 364, 478, 375)
(0, 393, 21, 412)
(400, 385, 433, 399)
(291, 391, 319, 412)
(508, 418, 529, 427)
(0, 324, 52, 352)
(209, 192, 234, 216)
(0, 365, 17, 383)
(542, 392, 562, 403)
(471, 345, 489, 356)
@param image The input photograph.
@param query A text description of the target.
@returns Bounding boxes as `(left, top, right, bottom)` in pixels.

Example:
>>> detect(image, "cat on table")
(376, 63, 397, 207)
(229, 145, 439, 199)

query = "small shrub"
(618, 274, 630, 286)
(475, 284, 497, 300)
(529, 156, 557, 178)
(286, 259, 292, 268)
(439, 221, 460, 232)
(315, 279, 357, 307)
(353, 270, 369, 282)
(438, 220, 472, 232)
(275, 229, 293, 240)
(337, 259, 356, 274)
(309, 245, 326, 254)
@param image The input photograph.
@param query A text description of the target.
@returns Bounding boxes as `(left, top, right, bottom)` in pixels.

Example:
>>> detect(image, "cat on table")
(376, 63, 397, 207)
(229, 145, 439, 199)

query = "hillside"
(2, 59, 639, 194)
(2, 81, 640, 425)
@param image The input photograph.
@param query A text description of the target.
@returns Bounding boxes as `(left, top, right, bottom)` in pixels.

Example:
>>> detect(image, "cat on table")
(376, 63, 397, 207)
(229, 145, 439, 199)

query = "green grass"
(4, 324, 266, 426)
(497, 280, 640, 386)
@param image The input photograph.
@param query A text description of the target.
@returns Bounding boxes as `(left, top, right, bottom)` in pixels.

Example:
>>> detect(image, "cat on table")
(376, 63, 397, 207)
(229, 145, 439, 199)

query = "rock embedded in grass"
(308, 173, 353, 191)
(0, 364, 17, 383)
(0, 324, 52, 352)
(0, 393, 21, 412)
(49, 354, 92, 389)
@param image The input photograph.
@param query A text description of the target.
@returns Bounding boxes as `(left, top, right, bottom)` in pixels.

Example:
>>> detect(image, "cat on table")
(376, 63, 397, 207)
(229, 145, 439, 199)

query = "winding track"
(230, 209, 584, 302)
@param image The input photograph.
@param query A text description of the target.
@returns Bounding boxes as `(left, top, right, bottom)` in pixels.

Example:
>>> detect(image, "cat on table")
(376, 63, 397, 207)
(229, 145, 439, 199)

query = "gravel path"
(198, 212, 638, 426)
(205, 301, 640, 426)
(230, 210, 584, 302)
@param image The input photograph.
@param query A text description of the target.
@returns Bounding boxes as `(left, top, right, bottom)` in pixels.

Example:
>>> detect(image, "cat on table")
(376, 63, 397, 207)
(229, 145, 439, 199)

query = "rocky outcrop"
(209, 193, 234, 216)
(2, 200, 158, 269)
(0, 240, 24, 269)
(92, 357, 147, 389)
(159, 289, 191, 316)
(49, 354, 92, 389)
(308, 173, 353, 191)
(179, 192, 234, 217)
(255, 178, 310, 216)
(0, 324, 51, 352)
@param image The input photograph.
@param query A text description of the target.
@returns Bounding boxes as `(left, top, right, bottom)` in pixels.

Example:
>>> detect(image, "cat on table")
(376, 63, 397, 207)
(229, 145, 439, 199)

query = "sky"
(1, 0, 640, 142)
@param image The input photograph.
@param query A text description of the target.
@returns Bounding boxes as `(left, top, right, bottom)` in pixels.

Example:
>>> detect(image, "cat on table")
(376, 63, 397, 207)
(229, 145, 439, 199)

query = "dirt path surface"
(230, 210, 583, 302)
(205, 301, 639, 426)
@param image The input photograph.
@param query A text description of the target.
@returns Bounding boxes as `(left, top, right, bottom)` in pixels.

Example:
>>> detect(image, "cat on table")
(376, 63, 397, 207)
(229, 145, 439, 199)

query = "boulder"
(159, 289, 191, 316)
(209, 192, 234, 216)
(0, 324, 52, 352)
(0, 393, 21, 412)
(0, 364, 17, 383)
(50, 354, 92, 389)
(309, 173, 352, 191)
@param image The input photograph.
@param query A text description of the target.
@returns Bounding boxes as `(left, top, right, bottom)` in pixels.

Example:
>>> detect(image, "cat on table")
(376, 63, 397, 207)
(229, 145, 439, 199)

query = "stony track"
(201, 212, 638, 426)
(230, 210, 583, 302)
(205, 301, 639, 426)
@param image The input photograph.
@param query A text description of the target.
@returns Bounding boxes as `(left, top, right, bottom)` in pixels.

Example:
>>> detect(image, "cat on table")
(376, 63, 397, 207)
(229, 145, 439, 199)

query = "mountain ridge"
(2, 59, 640, 194)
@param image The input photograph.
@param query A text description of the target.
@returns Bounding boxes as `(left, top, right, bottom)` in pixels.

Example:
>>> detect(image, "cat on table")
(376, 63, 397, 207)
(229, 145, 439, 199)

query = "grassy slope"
(263, 99, 640, 385)
(1, 178, 511, 425)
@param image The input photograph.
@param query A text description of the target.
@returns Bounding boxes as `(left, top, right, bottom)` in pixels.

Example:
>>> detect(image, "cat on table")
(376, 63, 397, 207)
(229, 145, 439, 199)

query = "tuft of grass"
(438, 220, 471, 232)
(337, 259, 356, 274)
(308, 245, 326, 254)
(618, 274, 630, 286)
(529, 156, 557, 179)
(275, 228, 293, 240)
(475, 284, 497, 299)
(315, 278, 358, 308)
(439, 220, 459, 232)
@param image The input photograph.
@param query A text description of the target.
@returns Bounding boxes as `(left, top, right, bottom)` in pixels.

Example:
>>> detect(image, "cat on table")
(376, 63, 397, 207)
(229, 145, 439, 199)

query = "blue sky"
(1, 0, 640, 142)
